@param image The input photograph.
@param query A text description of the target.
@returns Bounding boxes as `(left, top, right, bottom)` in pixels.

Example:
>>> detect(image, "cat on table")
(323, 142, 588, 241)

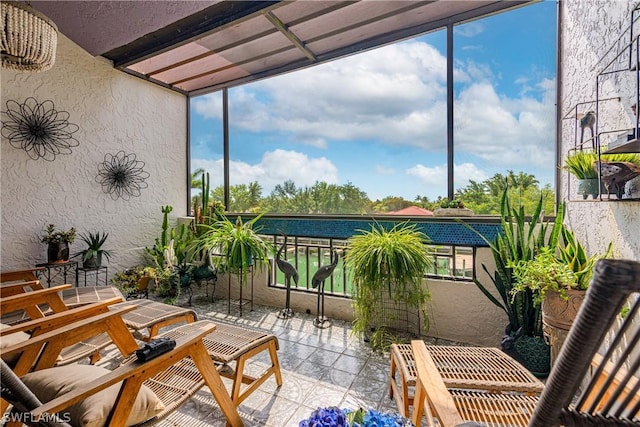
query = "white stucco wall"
(560, 1, 640, 260)
(0, 35, 187, 278)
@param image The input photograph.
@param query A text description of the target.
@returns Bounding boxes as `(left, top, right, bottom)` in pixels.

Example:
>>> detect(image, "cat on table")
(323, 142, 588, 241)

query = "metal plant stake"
(96, 151, 149, 200)
(1, 97, 79, 161)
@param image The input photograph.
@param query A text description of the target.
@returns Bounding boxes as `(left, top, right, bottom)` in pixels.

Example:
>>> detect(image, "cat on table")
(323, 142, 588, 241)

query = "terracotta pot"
(542, 289, 586, 330)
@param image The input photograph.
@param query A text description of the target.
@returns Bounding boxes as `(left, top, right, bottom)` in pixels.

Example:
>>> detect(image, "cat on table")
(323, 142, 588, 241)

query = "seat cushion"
(22, 364, 164, 427)
(0, 323, 30, 364)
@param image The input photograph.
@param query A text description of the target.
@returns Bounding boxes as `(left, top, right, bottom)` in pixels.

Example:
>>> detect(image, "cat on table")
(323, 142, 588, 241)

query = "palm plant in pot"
(73, 231, 113, 269)
(41, 224, 76, 264)
(344, 221, 433, 351)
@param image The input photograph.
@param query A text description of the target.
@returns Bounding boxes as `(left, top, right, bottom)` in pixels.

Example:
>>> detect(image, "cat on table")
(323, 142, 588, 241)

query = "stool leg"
(389, 351, 397, 399)
(268, 340, 283, 387)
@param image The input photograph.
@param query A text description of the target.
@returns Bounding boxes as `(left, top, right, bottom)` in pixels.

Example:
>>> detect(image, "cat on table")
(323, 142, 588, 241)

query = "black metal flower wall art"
(96, 151, 150, 200)
(1, 97, 79, 161)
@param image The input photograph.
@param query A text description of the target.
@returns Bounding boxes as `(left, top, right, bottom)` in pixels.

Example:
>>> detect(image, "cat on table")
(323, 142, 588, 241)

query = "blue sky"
(190, 2, 557, 202)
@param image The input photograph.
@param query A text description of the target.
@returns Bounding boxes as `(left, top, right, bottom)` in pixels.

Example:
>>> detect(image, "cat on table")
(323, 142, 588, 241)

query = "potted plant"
(110, 266, 157, 299)
(467, 186, 563, 376)
(73, 231, 113, 269)
(344, 221, 433, 350)
(193, 214, 273, 283)
(433, 199, 473, 216)
(564, 151, 640, 199)
(41, 224, 76, 264)
(510, 226, 611, 366)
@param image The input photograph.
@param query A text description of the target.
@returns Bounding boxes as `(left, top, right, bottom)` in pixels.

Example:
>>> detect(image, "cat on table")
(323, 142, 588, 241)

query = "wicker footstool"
(389, 343, 544, 418)
(201, 323, 283, 405)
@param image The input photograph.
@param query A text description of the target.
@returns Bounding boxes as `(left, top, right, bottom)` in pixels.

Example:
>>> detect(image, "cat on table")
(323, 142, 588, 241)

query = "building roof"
(387, 206, 434, 216)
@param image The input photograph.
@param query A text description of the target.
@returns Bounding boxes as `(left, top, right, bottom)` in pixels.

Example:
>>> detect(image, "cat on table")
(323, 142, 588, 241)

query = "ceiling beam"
(264, 11, 317, 62)
(105, 1, 283, 68)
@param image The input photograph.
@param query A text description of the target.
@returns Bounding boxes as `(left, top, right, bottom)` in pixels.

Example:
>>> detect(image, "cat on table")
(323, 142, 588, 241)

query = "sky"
(190, 1, 557, 202)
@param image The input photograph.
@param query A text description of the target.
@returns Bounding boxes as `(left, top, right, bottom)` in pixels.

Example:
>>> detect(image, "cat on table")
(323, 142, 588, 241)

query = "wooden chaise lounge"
(0, 317, 244, 427)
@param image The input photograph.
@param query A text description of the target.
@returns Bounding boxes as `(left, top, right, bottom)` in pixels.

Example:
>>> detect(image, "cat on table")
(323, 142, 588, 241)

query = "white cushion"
(22, 364, 164, 427)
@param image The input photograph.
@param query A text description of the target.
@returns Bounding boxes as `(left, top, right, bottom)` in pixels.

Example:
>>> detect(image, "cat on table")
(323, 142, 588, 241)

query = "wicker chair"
(0, 320, 243, 427)
(411, 258, 640, 426)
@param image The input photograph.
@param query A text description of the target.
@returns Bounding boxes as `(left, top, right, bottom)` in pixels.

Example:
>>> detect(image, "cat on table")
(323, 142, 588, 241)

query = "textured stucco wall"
(560, 1, 640, 260)
(1, 35, 187, 278)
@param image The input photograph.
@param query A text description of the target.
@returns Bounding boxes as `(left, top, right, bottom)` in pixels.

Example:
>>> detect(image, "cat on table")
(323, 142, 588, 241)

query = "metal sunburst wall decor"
(96, 151, 150, 200)
(1, 97, 79, 161)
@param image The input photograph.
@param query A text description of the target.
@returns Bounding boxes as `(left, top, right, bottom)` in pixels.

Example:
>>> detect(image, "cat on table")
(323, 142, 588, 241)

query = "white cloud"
(454, 22, 485, 38)
(192, 149, 338, 195)
(407, 162, 488, 188)
(191, 38, 556, 178)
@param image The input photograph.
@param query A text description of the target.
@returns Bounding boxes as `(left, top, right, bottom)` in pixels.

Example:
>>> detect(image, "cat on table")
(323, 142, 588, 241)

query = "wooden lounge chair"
(410, 258, 640, 426)
(1, 320, 243, 427)
(0, 268, 44, 284)
(113, 298, 197, 341)
(1, 285, 72, 324)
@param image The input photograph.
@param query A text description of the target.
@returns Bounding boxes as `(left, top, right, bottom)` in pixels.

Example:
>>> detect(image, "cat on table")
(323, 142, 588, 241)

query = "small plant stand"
(227, 266, 254, 316)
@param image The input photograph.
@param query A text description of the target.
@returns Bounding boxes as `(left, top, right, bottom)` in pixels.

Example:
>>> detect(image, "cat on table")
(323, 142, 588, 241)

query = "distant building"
(386, 206, 434, 216)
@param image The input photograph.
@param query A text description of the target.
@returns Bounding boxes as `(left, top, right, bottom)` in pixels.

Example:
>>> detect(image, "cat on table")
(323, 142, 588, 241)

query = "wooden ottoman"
(389, 343, 544, 418)
(201, 323, 283, 405)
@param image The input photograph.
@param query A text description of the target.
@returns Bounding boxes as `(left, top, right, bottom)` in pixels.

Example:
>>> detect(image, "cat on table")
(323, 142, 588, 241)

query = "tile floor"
(119, 292, 451, 426)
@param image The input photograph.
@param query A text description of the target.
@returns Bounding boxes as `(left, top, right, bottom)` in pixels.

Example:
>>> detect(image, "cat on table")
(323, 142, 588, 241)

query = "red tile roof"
(387, 206, 434, 216)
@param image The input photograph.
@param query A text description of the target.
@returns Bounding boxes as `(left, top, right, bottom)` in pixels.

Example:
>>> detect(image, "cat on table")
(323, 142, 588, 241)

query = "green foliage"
(510, 247, 578, 306)
(345, 222, 433, 349)
(41, 224, 76, 244)
(260, 180, 370, 214)
(558, 227, 612, 289)
(145, 205, 195, 268)
(193, 172, 224, 237)
(193, 214, 273, 282)
(439, 199, 465, 208)
(467, 186, 563, 337)
(564, 151, 640, 179)
(564, 151, 598, 179)
(510, 227, 612, 306)
(110, 266, 156, 296)
(73, 231, 112, 263)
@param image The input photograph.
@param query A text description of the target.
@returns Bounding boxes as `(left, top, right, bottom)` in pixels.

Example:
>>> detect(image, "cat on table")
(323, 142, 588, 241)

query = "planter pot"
(82, 253, 102, 269)
(512, 335, 550, 377)
(576, 178, 605, 200)
(433, 208, 474, 216)
(542, 289, 585, 330)
(47, 242, 70, 264)
(542, 289, 585, 368)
